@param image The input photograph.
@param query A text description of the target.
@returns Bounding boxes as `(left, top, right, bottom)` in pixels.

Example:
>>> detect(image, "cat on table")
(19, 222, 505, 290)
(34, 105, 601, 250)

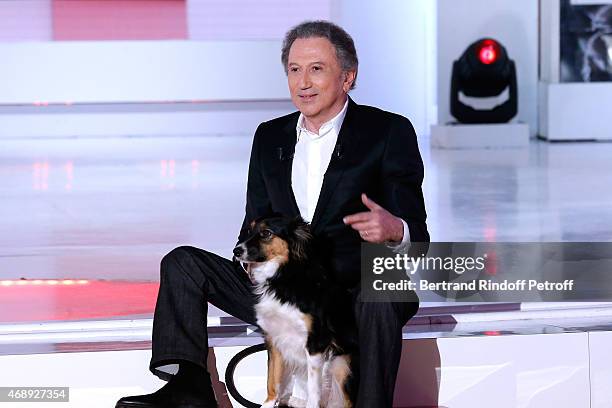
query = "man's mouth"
(299, 94, 317, 101)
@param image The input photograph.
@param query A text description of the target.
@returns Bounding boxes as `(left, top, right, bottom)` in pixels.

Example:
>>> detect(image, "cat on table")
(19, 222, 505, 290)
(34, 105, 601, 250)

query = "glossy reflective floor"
(1, 136, 612, 321)
(423, 139, 612, 242)
(1, 135, 611, 320)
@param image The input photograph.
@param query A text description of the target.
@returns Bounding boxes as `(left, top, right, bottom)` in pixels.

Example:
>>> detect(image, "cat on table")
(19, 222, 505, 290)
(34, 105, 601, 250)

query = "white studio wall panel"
(436, 0, 538, 136)
(0, 102, 296, 139)
(0, 0, 334, 104)
(187, 0, 331, 40)
(0, 41, 288, 104)
(0, 1, 437, 139)
(337, 0, 436, 138)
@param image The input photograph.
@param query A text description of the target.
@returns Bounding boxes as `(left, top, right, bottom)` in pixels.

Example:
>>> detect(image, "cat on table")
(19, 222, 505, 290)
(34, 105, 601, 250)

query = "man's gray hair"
(281, 20, 358, 90)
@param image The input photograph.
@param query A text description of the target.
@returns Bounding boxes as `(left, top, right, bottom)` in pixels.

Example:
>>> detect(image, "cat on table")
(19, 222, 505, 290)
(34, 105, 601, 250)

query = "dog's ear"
(290, 216, 312, 260)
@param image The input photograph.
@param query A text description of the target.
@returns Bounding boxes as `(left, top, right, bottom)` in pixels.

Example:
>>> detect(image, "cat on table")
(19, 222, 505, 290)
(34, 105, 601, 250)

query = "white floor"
(2, 135, 611, 282)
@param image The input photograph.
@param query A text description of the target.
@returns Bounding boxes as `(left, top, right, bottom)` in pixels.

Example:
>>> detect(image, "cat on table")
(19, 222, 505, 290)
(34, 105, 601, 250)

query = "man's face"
(287, 37, 355, 126)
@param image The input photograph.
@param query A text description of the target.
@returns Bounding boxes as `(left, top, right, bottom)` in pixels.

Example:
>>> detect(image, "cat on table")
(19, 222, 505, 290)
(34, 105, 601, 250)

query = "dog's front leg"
(306, 353, 324, 408)
(262, 340, 284, 408)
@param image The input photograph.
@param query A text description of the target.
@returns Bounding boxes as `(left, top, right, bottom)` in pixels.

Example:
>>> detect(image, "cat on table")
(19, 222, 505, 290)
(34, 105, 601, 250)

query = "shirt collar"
(296, 97, 349, 141)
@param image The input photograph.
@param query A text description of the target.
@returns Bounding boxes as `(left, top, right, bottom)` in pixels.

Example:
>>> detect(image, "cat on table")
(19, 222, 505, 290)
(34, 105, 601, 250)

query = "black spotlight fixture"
(450, 38, 518, 124)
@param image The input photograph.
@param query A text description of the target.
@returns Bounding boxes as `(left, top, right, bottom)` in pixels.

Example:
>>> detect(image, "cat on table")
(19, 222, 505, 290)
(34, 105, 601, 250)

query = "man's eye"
(290, 67, 299, 72)
(312, 66, 321, 71)
(260, 230, 272, 239)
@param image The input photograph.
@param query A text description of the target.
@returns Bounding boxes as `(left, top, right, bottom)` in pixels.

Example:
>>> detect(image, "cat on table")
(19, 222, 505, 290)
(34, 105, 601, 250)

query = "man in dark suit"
(117, 20, 428, 408)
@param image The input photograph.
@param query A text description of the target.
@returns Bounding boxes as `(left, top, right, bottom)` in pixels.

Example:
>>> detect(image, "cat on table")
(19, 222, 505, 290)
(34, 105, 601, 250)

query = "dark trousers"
(150, 246, 418, 408)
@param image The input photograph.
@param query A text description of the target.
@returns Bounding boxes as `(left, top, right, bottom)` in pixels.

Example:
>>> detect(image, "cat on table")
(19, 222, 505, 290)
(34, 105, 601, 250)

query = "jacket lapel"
(280, 115, 301, 217)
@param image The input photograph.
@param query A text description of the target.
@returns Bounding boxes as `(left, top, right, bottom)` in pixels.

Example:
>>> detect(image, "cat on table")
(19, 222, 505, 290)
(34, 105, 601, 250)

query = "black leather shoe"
(115, 395, 215, 408)
(115, 365, 217, 408)
(115, 385, 217, 408)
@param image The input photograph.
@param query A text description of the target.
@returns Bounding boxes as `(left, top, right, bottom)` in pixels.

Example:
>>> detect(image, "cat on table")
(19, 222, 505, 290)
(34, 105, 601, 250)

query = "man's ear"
(343, 69, 356, 92)
(290, 216, 311, 260)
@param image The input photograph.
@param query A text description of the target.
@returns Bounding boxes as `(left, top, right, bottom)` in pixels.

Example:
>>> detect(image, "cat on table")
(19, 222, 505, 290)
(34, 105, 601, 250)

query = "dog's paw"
(261, 399, 278, 408)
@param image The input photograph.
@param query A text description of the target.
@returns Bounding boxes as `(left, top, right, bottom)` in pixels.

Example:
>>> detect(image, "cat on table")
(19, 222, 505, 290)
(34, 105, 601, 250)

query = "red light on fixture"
(478, 40, 499, 65)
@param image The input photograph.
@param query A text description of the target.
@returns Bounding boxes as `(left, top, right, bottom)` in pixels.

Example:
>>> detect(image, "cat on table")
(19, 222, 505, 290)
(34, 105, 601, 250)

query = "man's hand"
(343, 193, 404, 243)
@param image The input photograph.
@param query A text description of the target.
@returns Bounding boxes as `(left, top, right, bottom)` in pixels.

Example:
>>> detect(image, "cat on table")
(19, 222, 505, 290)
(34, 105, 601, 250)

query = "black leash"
(224, 342, 268, 408)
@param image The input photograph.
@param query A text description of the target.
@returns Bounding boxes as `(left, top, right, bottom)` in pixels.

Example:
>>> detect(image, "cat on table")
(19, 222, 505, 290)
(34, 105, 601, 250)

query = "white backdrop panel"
(0, 41, 288, 104)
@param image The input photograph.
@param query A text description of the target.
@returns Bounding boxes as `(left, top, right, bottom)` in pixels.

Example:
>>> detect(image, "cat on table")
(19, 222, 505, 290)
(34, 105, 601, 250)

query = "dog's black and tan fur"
(233, 215, 358, 408)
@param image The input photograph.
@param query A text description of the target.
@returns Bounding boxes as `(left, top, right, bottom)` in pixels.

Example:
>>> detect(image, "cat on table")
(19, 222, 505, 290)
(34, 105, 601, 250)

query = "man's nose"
(299, 72, 312, 89)
(233, 246, 244, 258)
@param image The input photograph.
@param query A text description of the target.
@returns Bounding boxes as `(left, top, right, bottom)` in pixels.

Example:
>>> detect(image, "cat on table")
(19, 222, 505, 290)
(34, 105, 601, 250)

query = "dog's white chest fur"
(251, 260, 310, 365)
(255, 291, 309, 366)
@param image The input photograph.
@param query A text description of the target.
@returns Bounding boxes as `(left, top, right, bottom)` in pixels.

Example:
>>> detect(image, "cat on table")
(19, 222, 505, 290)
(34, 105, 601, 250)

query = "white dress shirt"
(291, 98, 410, 246)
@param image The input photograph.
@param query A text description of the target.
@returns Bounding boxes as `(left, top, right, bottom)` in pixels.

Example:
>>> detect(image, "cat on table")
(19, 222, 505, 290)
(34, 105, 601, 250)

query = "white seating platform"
(2, 303, 612, 407)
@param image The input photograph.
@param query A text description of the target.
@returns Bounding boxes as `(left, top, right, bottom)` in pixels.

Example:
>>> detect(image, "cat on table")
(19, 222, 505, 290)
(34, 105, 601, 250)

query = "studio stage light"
(451, 38, 518, 124)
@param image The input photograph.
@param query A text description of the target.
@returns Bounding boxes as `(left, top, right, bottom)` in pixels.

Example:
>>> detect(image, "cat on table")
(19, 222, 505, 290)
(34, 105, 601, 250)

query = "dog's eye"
(260, 229, 273, 239)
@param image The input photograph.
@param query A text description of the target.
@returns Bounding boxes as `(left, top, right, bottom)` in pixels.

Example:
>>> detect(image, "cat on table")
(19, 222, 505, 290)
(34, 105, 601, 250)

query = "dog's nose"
(233, 246, 244, 258)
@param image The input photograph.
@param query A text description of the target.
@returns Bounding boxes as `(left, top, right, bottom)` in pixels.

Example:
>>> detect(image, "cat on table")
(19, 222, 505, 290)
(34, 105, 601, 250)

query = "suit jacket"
(237, 97, 429, 288)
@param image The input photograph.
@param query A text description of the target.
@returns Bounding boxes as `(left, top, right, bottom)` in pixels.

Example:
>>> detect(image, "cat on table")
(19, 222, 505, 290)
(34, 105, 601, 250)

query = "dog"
(233, 215, 358, 408)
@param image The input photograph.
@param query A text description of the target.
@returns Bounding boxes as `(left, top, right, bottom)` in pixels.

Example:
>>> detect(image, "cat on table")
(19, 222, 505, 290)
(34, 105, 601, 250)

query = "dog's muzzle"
(233, 245, 254, 283)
